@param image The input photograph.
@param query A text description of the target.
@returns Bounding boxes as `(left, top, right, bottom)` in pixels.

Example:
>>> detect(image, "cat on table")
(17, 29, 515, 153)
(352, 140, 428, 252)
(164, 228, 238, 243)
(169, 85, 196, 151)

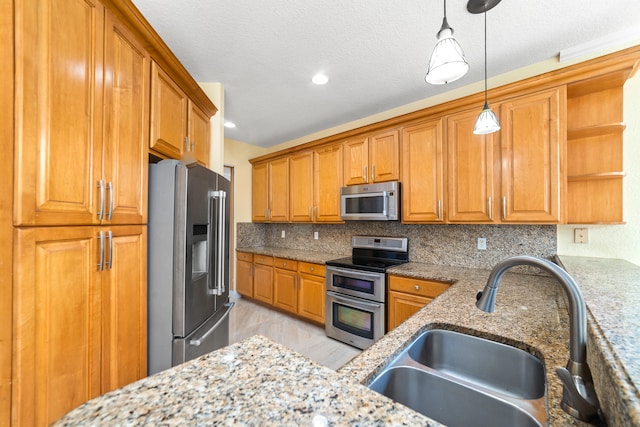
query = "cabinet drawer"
(388, 275, 450, 298)
(274, 257, 298, 271)
(298, 262, 325, 277)
(236, 251, 253, 262)
(253, 254, 273, 266)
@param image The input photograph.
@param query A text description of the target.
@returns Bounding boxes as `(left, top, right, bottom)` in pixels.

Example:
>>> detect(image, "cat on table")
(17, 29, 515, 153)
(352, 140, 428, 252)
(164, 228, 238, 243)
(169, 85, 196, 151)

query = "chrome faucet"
(476, 255, 602, 423)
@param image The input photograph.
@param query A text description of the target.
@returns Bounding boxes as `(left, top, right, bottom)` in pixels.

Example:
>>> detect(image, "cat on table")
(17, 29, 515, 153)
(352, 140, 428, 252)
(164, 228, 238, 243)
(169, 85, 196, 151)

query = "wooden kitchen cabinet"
(387, 275, 450, 331)
(236, 251, 254, 297)
(150, 62, 212, 167)
(297, 262, 326, 324)
(13, 225, 147, 425)
(500, 87, 565, 223)
(252, 158, 289, 222)
(273, 258, 299, 313)
(253, 255, 274, 304)
(401, 119, 445, 222)
(314, 144, 344, 222)
(343, 129, 400, 185)
(290, 151, 315, 222)
(446, 108, 496, 223)
(14, 3, 148, 227)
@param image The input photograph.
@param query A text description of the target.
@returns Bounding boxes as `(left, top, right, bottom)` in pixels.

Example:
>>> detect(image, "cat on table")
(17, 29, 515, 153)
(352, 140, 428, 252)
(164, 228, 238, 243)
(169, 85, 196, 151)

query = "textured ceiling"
(131, 0, 640, 147)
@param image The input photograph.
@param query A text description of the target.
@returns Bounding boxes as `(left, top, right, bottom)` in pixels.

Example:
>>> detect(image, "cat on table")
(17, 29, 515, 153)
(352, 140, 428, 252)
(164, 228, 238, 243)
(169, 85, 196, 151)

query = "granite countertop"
(236, 246, 349, 264)
(55, 248, 640, 426)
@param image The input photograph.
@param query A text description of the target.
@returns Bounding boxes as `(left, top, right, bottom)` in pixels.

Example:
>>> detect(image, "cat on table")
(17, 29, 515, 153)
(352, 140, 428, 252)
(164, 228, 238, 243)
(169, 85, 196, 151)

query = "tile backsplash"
(237, 222, 556, 270)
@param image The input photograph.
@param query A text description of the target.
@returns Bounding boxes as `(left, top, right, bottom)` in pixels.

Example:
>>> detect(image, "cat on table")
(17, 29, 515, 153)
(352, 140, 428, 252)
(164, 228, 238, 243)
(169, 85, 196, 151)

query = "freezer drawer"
(172, 302, 234, 367)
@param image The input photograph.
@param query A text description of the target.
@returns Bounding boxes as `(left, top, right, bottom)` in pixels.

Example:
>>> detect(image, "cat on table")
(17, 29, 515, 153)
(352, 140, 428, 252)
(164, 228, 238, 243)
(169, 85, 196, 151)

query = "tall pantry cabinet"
(12, 1, 148, 425)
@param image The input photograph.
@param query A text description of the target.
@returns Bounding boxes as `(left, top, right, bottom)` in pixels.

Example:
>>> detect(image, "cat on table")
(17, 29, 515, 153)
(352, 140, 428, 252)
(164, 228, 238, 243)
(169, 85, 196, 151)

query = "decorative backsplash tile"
(237, 222, 556, 270)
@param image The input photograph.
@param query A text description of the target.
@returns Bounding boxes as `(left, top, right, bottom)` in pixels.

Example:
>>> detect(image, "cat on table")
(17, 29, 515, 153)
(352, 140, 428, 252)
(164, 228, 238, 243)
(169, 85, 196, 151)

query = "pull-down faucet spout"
(476, 255, 602, 423)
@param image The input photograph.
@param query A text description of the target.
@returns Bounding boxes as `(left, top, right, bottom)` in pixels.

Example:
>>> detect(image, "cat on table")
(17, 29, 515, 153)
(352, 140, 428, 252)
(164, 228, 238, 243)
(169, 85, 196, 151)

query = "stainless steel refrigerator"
(148, 160, 233, 375)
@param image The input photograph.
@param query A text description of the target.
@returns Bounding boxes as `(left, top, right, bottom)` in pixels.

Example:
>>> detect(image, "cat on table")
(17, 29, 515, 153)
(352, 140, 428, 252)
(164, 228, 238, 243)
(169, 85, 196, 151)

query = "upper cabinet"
(314, 144, 344, 222)
(14, 0, 147, 227)
(401, 119, 445, 223)
(252, 157, 289, 222)
(343, 129, 400, 185)
(500, 87, 565, 223)
(150, 62, 212, 167)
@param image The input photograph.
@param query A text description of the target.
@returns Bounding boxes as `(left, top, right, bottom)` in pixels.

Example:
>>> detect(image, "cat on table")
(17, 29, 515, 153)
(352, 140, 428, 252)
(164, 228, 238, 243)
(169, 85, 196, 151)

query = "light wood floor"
(229, 296, 361, 371)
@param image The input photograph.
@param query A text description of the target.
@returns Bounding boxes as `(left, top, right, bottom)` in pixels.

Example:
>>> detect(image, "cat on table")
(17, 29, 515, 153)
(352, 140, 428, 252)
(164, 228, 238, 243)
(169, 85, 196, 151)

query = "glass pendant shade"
(425, 24, 469, 85)
(473, 102, 501, 134)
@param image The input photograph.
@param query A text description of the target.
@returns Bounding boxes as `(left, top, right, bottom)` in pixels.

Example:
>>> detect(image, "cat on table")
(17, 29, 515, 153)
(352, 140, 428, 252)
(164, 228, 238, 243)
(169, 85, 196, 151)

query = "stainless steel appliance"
(325, 236, 408, 349)
(147, 160, 233, 375)
(340, 181, 400, 221)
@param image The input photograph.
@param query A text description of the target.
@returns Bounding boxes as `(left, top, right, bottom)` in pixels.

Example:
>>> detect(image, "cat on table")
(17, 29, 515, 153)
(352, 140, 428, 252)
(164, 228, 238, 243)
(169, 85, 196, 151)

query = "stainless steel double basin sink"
(368, 329, 547, 427)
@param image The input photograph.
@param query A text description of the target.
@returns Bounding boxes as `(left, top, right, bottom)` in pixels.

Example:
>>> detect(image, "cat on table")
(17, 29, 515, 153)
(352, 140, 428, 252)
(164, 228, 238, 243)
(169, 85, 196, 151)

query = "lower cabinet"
(387, 275, 450, 331)
(13, 225, 147, 426)
(253, 255, 274, 305)
(236, 252, 326, 325)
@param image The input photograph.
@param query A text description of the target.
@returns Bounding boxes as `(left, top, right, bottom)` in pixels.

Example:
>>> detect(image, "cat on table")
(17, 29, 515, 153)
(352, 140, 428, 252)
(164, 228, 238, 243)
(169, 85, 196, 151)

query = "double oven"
(325, 236, 408, 349)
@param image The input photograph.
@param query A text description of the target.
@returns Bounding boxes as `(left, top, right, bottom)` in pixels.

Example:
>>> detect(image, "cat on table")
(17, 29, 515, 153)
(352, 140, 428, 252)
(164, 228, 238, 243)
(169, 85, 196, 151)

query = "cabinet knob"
(310, 267, 314, 271)
(283, 262, 286, 266)
(414, 285, 421, 291)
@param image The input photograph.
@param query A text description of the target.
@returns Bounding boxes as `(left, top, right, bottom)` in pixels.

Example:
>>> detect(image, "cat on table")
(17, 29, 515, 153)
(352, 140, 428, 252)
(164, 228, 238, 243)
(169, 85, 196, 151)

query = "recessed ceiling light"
(224, 121, 236, 129)
(312, 74, 329, 85)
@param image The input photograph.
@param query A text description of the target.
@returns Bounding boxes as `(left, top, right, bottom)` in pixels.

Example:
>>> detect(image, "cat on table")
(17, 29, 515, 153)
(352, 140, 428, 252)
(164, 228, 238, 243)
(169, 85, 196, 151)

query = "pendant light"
(425, 0, 469, 85)
(468, 0, 501, 135)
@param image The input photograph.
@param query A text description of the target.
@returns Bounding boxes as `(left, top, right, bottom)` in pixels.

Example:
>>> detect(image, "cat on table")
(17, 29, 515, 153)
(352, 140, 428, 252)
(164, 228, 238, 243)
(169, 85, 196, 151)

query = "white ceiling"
(131, 0, 640, 148)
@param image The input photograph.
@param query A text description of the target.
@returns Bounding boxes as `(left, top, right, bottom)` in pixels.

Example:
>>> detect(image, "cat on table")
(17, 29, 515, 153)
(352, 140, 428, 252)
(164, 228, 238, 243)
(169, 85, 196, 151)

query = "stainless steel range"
(325, 236, 408, 349)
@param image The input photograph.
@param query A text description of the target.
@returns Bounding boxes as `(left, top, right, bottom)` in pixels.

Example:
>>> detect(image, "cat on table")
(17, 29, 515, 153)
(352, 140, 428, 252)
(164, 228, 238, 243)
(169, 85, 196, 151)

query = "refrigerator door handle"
(208, 189, 227, 296)
(189, 302, 235, 346)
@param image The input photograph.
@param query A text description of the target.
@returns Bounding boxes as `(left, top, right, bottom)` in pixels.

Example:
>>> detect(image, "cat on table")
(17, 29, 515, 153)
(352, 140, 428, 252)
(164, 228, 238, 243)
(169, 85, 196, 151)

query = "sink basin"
(369, 366, 543, 427)
(407, 329, 545, 399)
(368, 329, 547, 427)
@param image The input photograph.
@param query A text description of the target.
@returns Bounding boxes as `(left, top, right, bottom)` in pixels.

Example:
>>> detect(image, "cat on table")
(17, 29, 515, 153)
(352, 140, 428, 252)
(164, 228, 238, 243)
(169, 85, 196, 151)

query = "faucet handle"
(476, 291, 483, 301)
(556, 367, 603, 423)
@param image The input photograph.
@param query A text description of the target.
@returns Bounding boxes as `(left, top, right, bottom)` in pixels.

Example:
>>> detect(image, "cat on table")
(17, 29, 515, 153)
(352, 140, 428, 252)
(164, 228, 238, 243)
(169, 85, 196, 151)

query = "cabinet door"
(103, 12, 149, 225)
(500, 88, 565, 223)
(370, 129, 400, 183)
(14, 0, 104, 226)
(236, 259, 254, 297)
(189, 101, 211, 167)
(388, 291, 432, 331)
(13, 226, 102, 426)
(447, 109, 496, 222)
(253, 264, 273, 304)
(273, 268, 297, 313)
(298, 272, 326, 324)
(150, 61, 188, 159)
(401, 120, 444, 222)
(101, 226, 147, 393)
(343, 137, 369, 185)
(252, 163, 269, 222)
(314, 144, 344, 222)
(268, 157, 290, 222)
(290, 152, 314, 222)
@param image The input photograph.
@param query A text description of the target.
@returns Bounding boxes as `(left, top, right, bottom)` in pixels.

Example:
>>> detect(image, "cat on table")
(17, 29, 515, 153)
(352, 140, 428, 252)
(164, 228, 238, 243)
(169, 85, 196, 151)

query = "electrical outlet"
(574, 228, 588, 244)
(281, 230, 286, 238)
(477, 237, 487, 250)
(314, 231, 319, 240)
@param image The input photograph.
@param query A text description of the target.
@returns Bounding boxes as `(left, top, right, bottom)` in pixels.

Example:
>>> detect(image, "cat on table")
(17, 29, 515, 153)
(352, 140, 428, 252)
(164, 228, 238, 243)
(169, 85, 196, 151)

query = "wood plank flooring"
(229, 296, 361, 371)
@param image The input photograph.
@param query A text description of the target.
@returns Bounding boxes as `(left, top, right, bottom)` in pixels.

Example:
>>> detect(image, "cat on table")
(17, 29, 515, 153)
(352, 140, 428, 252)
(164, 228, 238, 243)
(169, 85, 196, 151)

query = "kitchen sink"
(368, 329, 547, 427)
(369, 366, 543, 427)
(407, 329, 545, 400)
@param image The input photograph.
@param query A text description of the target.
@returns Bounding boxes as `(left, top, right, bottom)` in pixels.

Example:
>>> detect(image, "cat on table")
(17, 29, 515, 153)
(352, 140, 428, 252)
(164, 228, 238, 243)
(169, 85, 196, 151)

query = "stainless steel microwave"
(340, 181, 400, 221)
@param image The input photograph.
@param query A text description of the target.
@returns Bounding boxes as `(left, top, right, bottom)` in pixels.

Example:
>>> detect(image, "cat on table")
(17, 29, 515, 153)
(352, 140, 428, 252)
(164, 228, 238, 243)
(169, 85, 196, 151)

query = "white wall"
(557, 71, 640, 266)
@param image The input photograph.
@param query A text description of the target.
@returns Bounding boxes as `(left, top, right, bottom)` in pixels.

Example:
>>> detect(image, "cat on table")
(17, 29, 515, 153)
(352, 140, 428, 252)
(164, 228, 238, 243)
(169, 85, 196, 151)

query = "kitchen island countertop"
(54, 251, 640, 426)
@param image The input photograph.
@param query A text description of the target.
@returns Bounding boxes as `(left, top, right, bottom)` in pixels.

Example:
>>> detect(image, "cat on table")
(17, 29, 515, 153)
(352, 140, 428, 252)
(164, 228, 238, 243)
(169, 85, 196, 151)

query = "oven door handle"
(327, 266, 383, 280)
(327, 291, 383, 309)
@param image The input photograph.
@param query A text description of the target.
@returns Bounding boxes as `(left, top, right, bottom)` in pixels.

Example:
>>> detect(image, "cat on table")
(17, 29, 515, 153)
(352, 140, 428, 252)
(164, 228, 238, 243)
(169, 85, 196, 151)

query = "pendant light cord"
(483, 9, 488, 105)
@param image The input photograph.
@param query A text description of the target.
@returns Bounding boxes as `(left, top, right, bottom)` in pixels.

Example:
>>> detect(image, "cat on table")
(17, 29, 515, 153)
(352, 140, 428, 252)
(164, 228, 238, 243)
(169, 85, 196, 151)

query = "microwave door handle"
(382, 190, 388, 217)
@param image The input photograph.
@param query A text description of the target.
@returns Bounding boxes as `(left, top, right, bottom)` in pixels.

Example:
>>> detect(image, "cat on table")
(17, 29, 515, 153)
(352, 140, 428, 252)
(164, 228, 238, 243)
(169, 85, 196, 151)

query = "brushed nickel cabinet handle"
(107, 181, 113, 220)
(502, 196, 507, 220)
(488, 196, 493, 221)
(106, 230, 113, 269)
(363, 165, 367, 182)
(97, 180, 105, 220)
(97, 231, 105, 271)
(437, 199, 442, 221)
(371, 164, 375, 182)
(184, 136, 189, 151)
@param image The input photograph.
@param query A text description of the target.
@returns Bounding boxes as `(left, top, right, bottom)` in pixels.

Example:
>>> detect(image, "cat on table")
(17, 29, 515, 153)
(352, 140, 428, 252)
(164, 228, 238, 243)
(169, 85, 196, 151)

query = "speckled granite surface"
(54, 248, 639, 426)
(237, 222, 556, 269)
(236, 246, 348, 264)
(53, 336, 436, 426)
